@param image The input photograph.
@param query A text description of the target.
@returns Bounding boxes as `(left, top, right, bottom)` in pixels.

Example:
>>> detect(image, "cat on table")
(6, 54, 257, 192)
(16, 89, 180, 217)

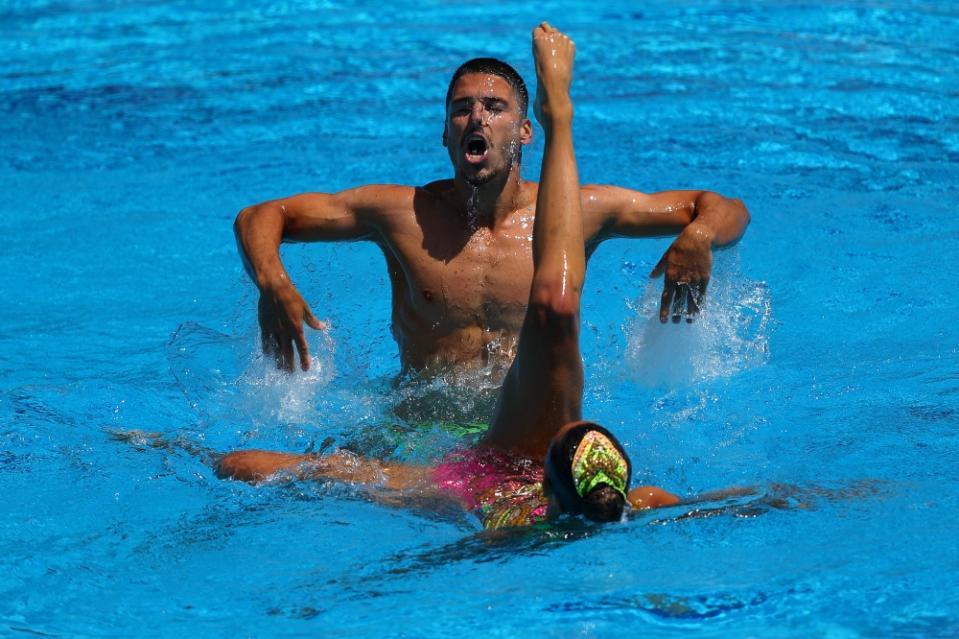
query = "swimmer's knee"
(529, 277, 581, 336)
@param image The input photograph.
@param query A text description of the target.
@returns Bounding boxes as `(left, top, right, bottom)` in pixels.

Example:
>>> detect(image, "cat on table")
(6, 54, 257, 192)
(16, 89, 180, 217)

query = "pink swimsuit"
(432, 446, 550, 529)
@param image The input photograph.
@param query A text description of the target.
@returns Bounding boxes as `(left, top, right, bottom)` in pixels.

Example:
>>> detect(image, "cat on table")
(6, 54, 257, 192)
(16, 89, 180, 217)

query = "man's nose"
(469, 102, 487, 123)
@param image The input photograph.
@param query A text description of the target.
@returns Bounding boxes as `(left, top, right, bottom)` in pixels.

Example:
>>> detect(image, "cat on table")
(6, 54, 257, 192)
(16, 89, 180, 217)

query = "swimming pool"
(2, 1, 958, 636)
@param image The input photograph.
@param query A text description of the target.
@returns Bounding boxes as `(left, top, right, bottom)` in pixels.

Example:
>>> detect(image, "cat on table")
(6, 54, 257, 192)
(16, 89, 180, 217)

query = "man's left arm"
(582, 185, 750, 323)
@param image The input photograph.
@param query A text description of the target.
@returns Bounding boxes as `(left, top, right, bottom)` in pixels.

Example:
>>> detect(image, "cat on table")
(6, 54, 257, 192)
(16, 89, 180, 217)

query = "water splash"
(166, 322, 335, 436)
(624, 275, 772, 387)
(166, 319, 513, 459)
(507, 119, 521, 167)
(465, 185, 479, 229)
(236, 334, 336, 426)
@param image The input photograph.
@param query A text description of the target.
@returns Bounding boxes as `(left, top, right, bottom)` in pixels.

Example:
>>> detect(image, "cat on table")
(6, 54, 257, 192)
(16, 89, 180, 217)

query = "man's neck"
(452, 165, 526, 228)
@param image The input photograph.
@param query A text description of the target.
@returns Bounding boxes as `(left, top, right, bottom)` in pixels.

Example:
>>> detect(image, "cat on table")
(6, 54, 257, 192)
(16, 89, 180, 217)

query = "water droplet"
(467, 186, 480, 229)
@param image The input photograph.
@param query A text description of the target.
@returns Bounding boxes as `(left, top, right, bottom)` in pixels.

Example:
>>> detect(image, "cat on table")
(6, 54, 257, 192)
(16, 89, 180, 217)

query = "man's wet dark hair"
(544, 421, 632, 523)
(445, 57, 529, 117)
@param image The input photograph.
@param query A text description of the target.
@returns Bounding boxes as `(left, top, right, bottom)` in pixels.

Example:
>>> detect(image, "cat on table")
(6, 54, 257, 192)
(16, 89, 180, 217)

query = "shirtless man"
(235, 33, 750, 374)
(219, 25, 689, 527)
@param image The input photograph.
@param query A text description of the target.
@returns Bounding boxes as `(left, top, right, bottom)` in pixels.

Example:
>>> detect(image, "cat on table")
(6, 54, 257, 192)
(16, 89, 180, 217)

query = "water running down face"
(444, 73, 532, 186)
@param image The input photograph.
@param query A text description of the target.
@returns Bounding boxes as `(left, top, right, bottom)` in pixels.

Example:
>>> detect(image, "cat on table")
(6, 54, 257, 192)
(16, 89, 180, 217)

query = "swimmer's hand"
(650, 192, 749, 323)
(627, 485, 681, 510)
(650, 223, 713, 324)
(258, 280, 326, 371)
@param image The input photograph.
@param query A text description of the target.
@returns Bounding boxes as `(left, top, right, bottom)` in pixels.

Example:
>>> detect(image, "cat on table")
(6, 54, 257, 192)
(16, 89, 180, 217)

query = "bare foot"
(532, 22, 575, 126)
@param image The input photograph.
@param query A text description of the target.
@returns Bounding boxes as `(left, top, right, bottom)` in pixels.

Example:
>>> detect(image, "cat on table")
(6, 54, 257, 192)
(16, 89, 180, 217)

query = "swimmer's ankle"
(535, 92, 573, 129)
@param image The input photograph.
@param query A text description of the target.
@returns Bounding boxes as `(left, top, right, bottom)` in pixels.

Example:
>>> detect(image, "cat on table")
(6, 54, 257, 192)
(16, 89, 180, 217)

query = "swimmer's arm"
(582, 185, 749, 246)
(235, 186, 405, 290)
(627, 485, 682, 510)
(234, 186, 405, 370)
(627, 485, 757, 510)
(582, 185, 750, 323)
(676, 485, 758, 505)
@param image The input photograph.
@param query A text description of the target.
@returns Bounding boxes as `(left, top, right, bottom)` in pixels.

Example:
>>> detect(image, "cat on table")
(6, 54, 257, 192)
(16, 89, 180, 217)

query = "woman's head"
(543, 421, 632, 522)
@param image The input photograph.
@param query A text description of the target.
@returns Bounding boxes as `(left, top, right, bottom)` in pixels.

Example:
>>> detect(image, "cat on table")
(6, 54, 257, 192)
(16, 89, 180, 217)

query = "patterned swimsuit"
(432, 446, 550, 529)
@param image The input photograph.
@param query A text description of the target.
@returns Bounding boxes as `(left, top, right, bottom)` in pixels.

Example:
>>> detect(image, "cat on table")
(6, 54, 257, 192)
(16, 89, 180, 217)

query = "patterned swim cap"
(571, 430, 629, 500)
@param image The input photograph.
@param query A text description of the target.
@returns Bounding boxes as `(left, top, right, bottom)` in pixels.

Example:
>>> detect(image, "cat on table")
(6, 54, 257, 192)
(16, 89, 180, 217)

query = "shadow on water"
(331, 479, 889, 585)
(374, 519, 601, 575)
(542, 588, 785, 623)
(647, 479, 887, 525)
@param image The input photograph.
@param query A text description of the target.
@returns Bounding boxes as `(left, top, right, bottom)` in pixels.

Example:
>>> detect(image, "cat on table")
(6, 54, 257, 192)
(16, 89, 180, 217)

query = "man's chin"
(461, 162, 516, 187)
(465, 171, 495, 187)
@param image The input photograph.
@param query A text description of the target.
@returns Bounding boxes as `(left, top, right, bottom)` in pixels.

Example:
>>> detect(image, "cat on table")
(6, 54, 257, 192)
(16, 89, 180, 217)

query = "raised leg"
(483, 23, 584, 457)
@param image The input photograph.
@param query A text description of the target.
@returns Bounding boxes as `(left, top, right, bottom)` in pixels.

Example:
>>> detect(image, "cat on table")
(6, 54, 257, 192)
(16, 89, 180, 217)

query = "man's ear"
(520, 118, 532, 145)
(442, 122, 448, 147)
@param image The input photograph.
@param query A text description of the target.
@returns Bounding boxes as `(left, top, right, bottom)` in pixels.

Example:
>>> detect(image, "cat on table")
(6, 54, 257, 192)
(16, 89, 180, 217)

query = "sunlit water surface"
(2, 1, 958, 637)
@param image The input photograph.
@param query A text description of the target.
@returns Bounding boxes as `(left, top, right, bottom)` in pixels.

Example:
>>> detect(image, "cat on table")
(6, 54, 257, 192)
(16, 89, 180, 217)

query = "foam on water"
(625, 266, 772, 388)
(167, 322, 335, 440)
(165, 320, 507, 460)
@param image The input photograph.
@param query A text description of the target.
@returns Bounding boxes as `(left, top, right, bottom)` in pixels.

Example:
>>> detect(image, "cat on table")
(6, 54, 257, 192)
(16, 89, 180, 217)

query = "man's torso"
(363, 179, 604, 374)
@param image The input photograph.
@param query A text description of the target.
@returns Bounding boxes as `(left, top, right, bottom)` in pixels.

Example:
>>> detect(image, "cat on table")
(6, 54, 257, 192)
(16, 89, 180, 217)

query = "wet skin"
(218, 24, 753, 525)
(235, 44, 750, 373)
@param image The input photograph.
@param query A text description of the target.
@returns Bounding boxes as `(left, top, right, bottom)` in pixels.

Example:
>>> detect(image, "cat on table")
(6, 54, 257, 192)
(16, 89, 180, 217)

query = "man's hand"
(258, 281, 326, 371)
(650, 223, 713, 323)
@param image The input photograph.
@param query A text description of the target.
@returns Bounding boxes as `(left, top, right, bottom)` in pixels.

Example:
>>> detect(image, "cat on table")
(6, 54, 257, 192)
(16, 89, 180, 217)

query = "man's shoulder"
(349, 182, 453, 232)
(418, 179, 456, 196)
(354, 181, 453, 205)
(348, 183, 417, 199)
(341, 184, 417, 219)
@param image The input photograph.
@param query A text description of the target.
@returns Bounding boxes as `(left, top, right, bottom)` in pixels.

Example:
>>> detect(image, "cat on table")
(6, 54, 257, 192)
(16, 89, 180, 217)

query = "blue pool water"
(2, 1, 958, 636)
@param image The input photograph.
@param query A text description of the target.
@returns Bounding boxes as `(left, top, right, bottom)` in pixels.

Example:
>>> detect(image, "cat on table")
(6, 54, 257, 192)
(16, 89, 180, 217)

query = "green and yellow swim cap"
(571, 430, 629, 500)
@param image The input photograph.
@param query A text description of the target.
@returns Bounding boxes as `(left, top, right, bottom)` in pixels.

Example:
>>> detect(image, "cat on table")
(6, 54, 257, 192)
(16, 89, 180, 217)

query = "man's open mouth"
(464, 134, 489, 164)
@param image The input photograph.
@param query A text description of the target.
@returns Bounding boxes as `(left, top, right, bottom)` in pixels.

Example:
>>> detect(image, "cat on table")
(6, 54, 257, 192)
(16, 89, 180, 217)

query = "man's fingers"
(260, 324, 274, 355)
(304, 309, 326, 331)
(659, 281, 674, 324)
(671, 283, 688, 323)
(650, 253, 668, 279)
(686, 285, 700, 322)
(294, 329, 311, 372)
(686, 279, 709, 322)
(279, 339, 295, 372)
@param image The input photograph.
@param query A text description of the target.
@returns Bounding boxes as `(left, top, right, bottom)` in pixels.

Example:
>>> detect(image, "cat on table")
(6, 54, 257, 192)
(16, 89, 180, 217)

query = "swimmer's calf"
(215, 449, 428, 489)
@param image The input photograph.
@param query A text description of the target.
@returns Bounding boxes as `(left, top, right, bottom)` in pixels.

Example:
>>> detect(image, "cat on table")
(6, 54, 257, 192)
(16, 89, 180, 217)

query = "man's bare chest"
(391, 224, 535, 329)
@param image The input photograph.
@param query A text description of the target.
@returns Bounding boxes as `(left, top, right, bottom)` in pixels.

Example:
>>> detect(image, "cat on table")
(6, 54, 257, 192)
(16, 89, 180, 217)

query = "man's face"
(444, 73, 532, 186)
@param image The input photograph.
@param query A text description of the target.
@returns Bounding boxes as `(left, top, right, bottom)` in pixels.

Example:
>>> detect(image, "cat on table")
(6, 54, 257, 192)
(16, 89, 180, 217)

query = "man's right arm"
(234, 189, 382, 371)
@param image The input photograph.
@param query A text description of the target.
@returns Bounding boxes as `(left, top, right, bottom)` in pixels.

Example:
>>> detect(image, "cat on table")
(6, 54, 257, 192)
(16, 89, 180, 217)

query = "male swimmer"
(235, 24, 750, 374)
(218, 24, 721, 528)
